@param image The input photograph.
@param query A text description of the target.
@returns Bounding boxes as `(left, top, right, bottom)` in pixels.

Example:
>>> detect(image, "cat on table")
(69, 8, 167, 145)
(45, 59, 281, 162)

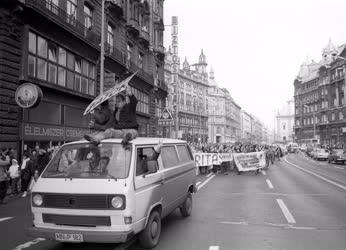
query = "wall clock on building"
(15, 83, 43, 108)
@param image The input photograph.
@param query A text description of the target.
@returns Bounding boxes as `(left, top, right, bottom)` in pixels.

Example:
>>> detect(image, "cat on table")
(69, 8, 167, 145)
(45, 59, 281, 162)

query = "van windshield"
(42, 143, 131, 179)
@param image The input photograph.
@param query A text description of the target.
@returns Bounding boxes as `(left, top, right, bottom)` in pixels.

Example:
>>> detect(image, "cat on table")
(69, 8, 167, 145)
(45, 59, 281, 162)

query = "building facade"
(275, 100, 294, 143)
(164, 47, 209, 142)
(241, 110, 252, 142)
(0, 0, 167, 153)
(294, 40, 346, 145)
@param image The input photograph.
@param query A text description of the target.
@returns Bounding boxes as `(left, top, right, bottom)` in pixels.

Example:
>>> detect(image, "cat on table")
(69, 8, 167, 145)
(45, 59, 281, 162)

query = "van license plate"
(55, 233, 83, 242)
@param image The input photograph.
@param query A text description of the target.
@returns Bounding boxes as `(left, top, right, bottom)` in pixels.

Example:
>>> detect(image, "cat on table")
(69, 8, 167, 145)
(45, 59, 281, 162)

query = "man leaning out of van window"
(136, 141, 163, 176)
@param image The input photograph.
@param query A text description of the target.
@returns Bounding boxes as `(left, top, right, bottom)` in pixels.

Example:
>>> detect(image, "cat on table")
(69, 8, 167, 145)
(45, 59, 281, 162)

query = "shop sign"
(15, 83, 43, 108)
(22, 123, 94, 141)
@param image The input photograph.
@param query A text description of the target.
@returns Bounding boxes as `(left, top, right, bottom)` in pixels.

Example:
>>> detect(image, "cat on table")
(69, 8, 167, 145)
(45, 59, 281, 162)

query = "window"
(126, 43, 132, 66)
(84, 4, 92, 29)
(67, 0, 77, 25)
(138, 53, 143, 69)
(46, 0, 59, 15)
(332, 113, 335, 121)
(130, 87, 149, 114)
(283, 123, 286, 130)
(339, 111, 343, 120)
(177, 145, 192, 163)
(107, 24, 114, 53)
(28, 31, 96, 96)
(161, 146, 179, 168)
(136, 147, 158, 176)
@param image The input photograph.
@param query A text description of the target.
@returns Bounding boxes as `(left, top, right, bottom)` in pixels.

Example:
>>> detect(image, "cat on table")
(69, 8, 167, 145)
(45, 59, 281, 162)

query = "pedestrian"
(20, 152, 33, 197)
(84, 85, 138, 148)
(9, 159, 20, 195)
(0, 148, 10, 204)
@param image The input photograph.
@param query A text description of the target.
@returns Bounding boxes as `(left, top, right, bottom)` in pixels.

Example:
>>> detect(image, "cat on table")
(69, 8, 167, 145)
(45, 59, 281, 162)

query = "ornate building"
(0, 0, 167, 152)
(275, 100, 294, 143)
(294, 39, 346, 145)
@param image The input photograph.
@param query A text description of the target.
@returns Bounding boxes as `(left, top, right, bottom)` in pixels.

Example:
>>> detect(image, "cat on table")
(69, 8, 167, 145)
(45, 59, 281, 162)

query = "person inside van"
(136, 141, 163, 176)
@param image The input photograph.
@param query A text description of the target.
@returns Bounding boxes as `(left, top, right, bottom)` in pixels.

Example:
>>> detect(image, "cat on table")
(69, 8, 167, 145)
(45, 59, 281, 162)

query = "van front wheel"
(139, 210, 161, 249)
(180, 192, 192, 217)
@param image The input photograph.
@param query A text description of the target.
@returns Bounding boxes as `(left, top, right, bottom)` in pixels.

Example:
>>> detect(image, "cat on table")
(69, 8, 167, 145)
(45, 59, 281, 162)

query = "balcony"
(128, 61, 154, 85)
(107, 0, 124, 17)
(139, 28, 150, 45)
(126, 18, 140, 35)
(24, 0, 100, 47)
(154, 44, 165, 60)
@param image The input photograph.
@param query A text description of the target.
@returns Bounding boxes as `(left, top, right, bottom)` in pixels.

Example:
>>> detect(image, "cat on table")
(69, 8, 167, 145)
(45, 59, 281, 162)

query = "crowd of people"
(189, 142, 286, 174)
(0, 145, 58, 205)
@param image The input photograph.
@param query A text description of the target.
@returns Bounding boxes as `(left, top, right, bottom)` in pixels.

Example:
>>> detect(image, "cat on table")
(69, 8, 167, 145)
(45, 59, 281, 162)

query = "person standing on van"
(84, 86, 139, 148)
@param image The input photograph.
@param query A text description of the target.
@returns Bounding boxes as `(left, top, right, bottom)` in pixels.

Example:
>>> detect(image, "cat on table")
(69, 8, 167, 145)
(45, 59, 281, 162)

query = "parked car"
(313, 148, 329, 160)
(328, 149, 346, 164)
(288, 143, 299, 153)
(299, 144, 307, 152)
(28, 138, 197, 248)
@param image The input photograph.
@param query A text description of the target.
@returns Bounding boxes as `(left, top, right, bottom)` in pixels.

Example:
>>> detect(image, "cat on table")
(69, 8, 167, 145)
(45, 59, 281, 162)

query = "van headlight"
(32, 194, 43, 206)
(111, 196, 125, 209)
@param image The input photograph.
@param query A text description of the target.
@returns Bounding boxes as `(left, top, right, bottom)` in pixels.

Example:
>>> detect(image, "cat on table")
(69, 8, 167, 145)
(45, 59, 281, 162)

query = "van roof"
(65, 137, 187, 146)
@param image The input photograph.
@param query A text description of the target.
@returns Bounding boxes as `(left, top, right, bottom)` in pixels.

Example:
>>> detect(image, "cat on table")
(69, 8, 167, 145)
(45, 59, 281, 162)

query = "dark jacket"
(93, 105, 114, 130)
(113, 94, 138, 130)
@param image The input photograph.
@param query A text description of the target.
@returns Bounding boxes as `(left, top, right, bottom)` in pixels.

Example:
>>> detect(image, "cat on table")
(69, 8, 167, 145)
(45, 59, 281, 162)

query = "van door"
(160, 144, 193, 216)
(134, 146, 163, 227)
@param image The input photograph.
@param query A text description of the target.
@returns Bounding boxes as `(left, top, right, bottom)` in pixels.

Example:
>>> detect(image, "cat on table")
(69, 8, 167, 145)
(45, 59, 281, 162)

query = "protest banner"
(233, 152, 266, 172)
(193, 153, 233, 167)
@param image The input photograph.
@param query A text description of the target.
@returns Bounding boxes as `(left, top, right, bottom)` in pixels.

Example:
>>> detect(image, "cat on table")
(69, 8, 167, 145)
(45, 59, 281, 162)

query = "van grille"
(42, 214, 111, 227)
(43, 194, 109, 209)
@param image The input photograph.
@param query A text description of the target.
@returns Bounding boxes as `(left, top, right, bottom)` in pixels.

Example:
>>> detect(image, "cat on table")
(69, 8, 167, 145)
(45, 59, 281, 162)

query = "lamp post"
(304, 104, 316, 141)
(99, 0, 107, 95)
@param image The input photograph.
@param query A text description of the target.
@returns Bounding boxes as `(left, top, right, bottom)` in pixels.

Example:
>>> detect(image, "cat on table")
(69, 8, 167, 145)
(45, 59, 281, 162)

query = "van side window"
(177, 145, 192, 163)
(136, 147, 159, 176)
(161, 146, 179, 168)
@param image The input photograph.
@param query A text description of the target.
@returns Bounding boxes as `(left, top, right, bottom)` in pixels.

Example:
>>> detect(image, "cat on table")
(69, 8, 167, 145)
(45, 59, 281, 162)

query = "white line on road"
(13, 238, 46, 250)
(266, 179, 274, 189)
(0, 217, 13, 222)
(284, 158, 346, 190)
(196, 181, 201, 186)
(334, 166, 344, 169)
(197, 174, 215, 191)
(261, 170, 266, 176)
(209, 246, 219, 250)
(206, 173, 213, 178)
(276, 199, 296, 224)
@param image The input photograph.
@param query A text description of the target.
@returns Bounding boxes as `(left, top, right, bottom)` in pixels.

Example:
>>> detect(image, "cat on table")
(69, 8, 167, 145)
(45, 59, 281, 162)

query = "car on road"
(299, 144, 307, 152)
(28, 138, 197, 249)
(313, 148, 329, 160)
(328, 149, 346, 164)
(288, 143, 299, 153)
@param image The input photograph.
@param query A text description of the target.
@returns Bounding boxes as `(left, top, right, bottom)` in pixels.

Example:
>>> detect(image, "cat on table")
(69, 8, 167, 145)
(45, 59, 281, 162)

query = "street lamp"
(304, 104, 316, 141)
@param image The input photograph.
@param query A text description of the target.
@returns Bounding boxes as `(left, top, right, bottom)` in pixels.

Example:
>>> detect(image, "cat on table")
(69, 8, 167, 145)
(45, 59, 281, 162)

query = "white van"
(28, 138, 197, 248)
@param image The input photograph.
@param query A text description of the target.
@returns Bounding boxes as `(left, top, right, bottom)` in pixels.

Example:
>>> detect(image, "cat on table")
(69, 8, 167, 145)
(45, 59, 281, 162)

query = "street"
(1, 153, 346, 250)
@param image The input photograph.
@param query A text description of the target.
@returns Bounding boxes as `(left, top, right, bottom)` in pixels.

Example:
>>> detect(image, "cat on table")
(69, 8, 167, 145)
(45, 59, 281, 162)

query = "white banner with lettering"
(193, 153, 233, 167)
(233, 152, 267, 172)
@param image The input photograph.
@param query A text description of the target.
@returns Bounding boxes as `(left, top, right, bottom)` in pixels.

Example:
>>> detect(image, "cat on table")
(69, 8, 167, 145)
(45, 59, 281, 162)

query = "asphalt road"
(1, 153, 346, 250)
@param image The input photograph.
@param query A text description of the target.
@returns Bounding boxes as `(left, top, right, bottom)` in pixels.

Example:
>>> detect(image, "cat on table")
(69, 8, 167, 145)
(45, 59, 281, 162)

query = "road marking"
(196, 181, 201, 186)
(0, 217, 13, 222)
(209, 246, 219, 250)
(221, 221, 248, 225)
(266, 179, 274, 189)
(221, 221, 316, 230)
(334, 166, 344, 169)
(261, 170, 266, 176)
(276, 199, 296, 224)
(13, 238, 46, 250)
(197, 174, 215, 191)
(206, 173, 212, 178)
(284, 158, 346, 190)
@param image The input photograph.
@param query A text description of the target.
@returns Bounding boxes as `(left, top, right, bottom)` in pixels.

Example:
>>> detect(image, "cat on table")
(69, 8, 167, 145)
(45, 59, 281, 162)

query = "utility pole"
(100, 0, 106, 94)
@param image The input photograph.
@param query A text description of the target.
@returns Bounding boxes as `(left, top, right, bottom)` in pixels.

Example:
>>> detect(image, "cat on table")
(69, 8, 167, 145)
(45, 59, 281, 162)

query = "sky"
(163, 0, 346, 129)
